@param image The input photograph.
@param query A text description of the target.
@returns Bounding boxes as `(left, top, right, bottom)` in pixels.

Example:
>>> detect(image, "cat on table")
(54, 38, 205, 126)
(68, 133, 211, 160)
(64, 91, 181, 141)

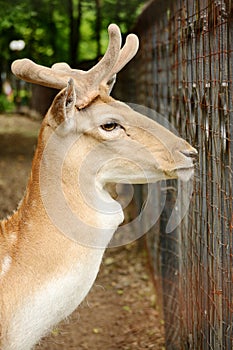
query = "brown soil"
(0, 114, 165, 350)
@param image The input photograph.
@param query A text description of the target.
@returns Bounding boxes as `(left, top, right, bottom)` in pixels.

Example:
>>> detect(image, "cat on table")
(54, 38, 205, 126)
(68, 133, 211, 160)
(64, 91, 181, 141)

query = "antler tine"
(11, 59, 70, 90)
(51, 62, 73, 73)
(86, 23, 122, 83)
(69, 23, 123, 107)
(102, 33, 139, 86)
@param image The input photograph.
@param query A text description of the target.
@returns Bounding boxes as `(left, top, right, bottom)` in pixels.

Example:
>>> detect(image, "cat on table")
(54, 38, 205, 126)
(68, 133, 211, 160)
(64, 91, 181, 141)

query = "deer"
(0, 24, 197, 350)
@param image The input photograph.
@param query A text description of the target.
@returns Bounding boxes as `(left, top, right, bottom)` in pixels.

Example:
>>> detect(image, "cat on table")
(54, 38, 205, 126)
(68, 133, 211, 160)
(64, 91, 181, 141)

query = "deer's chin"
(176, 167, 195, 182)
(110, 172, 178, 185)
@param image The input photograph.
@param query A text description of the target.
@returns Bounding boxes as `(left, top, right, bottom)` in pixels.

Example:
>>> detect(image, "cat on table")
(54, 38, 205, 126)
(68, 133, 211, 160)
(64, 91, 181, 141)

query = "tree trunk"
(68, 0, 82, 67)
(95, 0, 101, 58)
(76, 0, 82, 63)
(48, 3, 57, 61)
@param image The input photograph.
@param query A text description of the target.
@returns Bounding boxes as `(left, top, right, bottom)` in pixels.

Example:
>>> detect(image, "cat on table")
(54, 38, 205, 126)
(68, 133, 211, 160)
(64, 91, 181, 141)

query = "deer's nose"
(181, 148, 198, 162)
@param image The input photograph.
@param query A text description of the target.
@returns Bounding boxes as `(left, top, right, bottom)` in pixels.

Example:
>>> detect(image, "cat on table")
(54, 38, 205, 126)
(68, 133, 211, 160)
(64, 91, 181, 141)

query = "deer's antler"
(11, 24, 139, 109)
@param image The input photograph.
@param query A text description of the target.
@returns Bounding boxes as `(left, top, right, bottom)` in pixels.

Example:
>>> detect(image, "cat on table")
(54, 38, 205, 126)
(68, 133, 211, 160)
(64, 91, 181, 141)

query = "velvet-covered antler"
(11, 24, 139, 109)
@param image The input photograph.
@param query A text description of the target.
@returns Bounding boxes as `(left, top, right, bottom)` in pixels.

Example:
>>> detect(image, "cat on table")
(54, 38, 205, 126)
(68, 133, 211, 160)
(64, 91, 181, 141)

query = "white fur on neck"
(3, 251, 104, 350)
(0, 255, 12, 278)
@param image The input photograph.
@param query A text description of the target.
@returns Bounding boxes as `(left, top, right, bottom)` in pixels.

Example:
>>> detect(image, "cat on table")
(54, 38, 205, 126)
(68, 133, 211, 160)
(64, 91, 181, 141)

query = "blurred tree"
(95, 0, 101, 58)
(68, 0, 82, 66)
(0, 0, 146, 88)
(101, 0, 145, 33)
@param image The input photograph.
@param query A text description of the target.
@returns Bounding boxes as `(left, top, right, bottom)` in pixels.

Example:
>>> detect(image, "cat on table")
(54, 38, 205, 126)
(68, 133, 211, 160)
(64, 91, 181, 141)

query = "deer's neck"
(0, 139, 124, 350)
(14, 134, 123, 249)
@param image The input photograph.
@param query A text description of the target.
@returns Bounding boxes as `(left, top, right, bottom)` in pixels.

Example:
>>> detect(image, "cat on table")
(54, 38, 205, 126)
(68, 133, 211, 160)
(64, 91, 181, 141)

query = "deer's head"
(12, 24, 197, 190)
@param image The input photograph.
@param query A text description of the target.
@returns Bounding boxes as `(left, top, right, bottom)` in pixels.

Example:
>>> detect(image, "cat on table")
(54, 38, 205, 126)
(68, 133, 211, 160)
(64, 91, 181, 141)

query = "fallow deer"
(0, 24, 197, 349)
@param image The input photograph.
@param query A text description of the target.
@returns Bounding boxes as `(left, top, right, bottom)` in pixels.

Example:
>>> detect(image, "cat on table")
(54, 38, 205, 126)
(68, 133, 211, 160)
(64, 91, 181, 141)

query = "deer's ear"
(49, 79, 76, 131)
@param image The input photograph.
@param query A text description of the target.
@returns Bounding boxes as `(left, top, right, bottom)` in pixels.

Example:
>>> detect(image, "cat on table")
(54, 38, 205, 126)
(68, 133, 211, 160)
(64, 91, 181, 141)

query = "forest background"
(0, 0, 147, 91)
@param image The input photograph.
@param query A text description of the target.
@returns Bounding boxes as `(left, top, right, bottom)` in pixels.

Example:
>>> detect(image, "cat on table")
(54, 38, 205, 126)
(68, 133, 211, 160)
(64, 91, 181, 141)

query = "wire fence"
(115, 0, 232, 348)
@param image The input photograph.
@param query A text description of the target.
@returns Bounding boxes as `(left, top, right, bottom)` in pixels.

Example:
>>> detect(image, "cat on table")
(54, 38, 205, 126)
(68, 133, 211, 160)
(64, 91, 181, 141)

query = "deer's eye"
(101, 122, 119, 132)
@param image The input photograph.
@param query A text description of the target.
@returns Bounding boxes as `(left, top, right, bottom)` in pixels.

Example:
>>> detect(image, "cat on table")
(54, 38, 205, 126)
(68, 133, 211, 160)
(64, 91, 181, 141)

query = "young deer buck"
(0, 24, 197, 349)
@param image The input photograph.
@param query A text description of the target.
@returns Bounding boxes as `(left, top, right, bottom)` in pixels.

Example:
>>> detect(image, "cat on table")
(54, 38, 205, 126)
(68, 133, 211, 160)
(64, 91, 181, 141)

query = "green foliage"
(0, 94, 15, 112)
(0, 0, 147, 70)
(101, 0, 145, 32)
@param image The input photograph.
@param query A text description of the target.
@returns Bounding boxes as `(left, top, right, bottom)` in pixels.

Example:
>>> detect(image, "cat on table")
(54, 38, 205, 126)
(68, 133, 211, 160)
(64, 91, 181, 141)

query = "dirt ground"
(0, 114, 165, 350)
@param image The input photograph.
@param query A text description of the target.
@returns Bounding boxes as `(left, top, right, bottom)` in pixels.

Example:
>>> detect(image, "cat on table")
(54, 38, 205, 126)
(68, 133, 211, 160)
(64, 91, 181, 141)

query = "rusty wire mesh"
(115, 0, 232, 349)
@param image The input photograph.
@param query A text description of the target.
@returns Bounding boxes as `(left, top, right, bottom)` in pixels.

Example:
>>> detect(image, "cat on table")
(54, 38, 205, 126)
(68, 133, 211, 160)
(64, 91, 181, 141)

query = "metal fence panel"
(115, 0, 232, 349)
